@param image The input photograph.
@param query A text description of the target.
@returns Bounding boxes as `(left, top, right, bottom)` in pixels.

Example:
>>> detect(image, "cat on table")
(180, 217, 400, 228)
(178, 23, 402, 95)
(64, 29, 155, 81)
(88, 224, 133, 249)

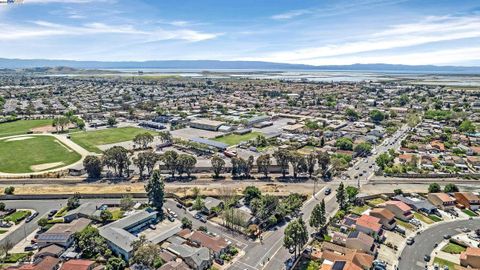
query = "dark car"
(443, 234, 451, 240)
(214, 258, 224, 265)
(424, 255, 431, 262)
(26, 212, 39, 223)
(24, 244, 38, 252)
(176, 203, 184, 209)
(324, 188, 332, 195)
(199, 216, 207, 223)
(48, 210, 58, 217)
(194, 213, 201, 220)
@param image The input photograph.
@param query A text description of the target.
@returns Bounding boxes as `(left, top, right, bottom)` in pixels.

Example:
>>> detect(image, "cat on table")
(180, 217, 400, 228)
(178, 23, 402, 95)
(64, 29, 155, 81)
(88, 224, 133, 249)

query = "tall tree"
(103, 146, 131, 178)
(273, 149, 290, 178)
(83, 155, 102, 178)
(306, 152, 316, 178)
(256, 154, 271, 178)
(243, 186, 261, 206)
(289, 152, 306, 179)
(283, 217, 308, 259)
(162, 150, 178, 178)
(145, 170, 165, 212)
(336, 182, 347, 211)
(211, 155, 225, 178)
(317, 151, 330, 177)
(309, 199, 326, 234)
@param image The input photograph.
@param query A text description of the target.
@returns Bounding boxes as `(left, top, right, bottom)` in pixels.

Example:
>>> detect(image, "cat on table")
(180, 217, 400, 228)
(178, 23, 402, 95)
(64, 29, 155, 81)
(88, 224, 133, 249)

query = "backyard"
(70, 127, 157, 153)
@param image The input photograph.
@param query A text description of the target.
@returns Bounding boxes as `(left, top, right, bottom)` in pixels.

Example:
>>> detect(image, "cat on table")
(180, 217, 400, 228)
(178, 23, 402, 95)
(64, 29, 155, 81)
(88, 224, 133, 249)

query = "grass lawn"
(442, 242, 467, 254)
(367, 198, 386, 206)
(3, 210, 31, 224)
(395, 218, 415, 231)
(0, 136, 81, 173)
(350, 205, 370, 215)
(213, 131, 263, 146)
(414, 212, 434, 224)
(428, 214, 443, 222)
(0, 229, 8, 234)
(463, 209, 478, 217)
(110, 209, 125, 220)
(70, 127, 157, 153)
(3, 253, 30, 263)
(0, 119, 52, 138)
(433, 257, 458, 269)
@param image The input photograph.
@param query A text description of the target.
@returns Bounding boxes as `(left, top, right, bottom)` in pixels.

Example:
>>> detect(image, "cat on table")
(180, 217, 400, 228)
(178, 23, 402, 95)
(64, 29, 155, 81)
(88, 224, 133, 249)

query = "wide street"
(399, 218, 480, 270)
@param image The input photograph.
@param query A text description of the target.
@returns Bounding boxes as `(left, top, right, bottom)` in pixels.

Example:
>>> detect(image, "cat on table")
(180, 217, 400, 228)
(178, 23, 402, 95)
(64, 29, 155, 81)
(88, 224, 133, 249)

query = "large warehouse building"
(189, 119, 226, 131)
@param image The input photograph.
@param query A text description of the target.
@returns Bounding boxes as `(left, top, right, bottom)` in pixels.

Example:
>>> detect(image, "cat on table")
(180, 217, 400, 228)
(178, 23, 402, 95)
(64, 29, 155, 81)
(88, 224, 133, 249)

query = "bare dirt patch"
(30, 124, 74, 133)
(4, 136, 34, 142)
(30, 162, 65, 172)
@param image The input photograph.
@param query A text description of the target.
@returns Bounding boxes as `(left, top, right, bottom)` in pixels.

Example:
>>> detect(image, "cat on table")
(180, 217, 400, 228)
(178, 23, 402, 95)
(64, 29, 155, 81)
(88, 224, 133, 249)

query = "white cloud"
(271, 9, 311, 20)
(248, 15, 480, 64)
(0, 20, 220, 42)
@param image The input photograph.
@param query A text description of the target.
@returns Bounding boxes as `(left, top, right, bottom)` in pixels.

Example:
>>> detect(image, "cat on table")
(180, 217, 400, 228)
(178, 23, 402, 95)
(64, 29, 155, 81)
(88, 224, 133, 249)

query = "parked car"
(48, 210, 58, 217)
(176, 203, 183, 209)
(424, 255, 431, 262)
(214, 258, 224, 265)
(199, 216, 207, 223)
(26, 211, 39, 223)
(149, 224, 156, 230)
(324, 188, 331, 195)
(24, 244, 38, 251)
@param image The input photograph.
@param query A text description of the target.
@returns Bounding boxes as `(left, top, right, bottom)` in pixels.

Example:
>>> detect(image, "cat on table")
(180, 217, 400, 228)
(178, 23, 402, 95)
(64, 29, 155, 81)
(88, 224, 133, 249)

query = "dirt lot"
(0, 180, 320, 197)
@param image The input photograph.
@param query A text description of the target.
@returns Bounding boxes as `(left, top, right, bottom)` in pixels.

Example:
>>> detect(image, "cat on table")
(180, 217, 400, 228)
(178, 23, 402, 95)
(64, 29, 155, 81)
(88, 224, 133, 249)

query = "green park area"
(213, 131, 263, 146)
(0, 135, 81, 173)
(0, 119, 52, 138)
(70, 126, 157, 153)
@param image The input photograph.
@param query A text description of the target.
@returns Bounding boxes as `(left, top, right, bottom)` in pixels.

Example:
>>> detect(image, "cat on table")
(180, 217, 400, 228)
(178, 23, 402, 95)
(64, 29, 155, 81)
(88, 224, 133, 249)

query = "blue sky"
(0, 0, 480, 66)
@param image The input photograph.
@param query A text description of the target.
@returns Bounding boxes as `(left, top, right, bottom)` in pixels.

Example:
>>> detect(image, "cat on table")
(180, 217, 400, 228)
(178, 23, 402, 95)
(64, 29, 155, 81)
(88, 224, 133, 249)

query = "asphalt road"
(399, 218, 480, 270)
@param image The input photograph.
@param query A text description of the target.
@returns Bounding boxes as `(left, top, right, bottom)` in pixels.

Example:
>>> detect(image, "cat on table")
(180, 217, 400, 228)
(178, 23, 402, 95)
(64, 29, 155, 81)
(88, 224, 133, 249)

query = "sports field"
(70, 126, 157, 153)
(0, 136, 81, 173)
(213, 131, 263, 146)
(0, 119, 52, 138)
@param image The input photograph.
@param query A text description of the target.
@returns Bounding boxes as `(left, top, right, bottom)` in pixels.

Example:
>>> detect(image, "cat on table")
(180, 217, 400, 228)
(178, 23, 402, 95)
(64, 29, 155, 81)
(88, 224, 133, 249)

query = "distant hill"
(1, 58, 480, 74)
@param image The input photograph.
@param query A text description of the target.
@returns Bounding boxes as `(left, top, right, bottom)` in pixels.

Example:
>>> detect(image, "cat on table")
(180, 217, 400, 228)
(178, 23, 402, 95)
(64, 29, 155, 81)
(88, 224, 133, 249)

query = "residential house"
(37, 218, 91, 248)
(383, 200, 413, 221)
(158, 261, 190, 270)
(427, 193, 456, 210)
(202, 197, 223, 215)
(454, 192, 480, 210)
(167, 244, 212, 270)
(64, 203, 100, 223)
(393, 195, 438, 215)
(185, 231, 230, 258)
(319, 242, 374, 270)
(369, 208, 396, 230)
(355, 215, 382, 237)
(59, 260, 95, 270)
(345, 231, 377, 255)
(34, 245, 65, 260)
(460, 247, 480, 269)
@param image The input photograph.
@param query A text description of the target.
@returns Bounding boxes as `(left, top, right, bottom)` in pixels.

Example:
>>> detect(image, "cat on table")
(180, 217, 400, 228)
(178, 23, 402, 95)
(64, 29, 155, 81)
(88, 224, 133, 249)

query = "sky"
(0, 0, 480, 66)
